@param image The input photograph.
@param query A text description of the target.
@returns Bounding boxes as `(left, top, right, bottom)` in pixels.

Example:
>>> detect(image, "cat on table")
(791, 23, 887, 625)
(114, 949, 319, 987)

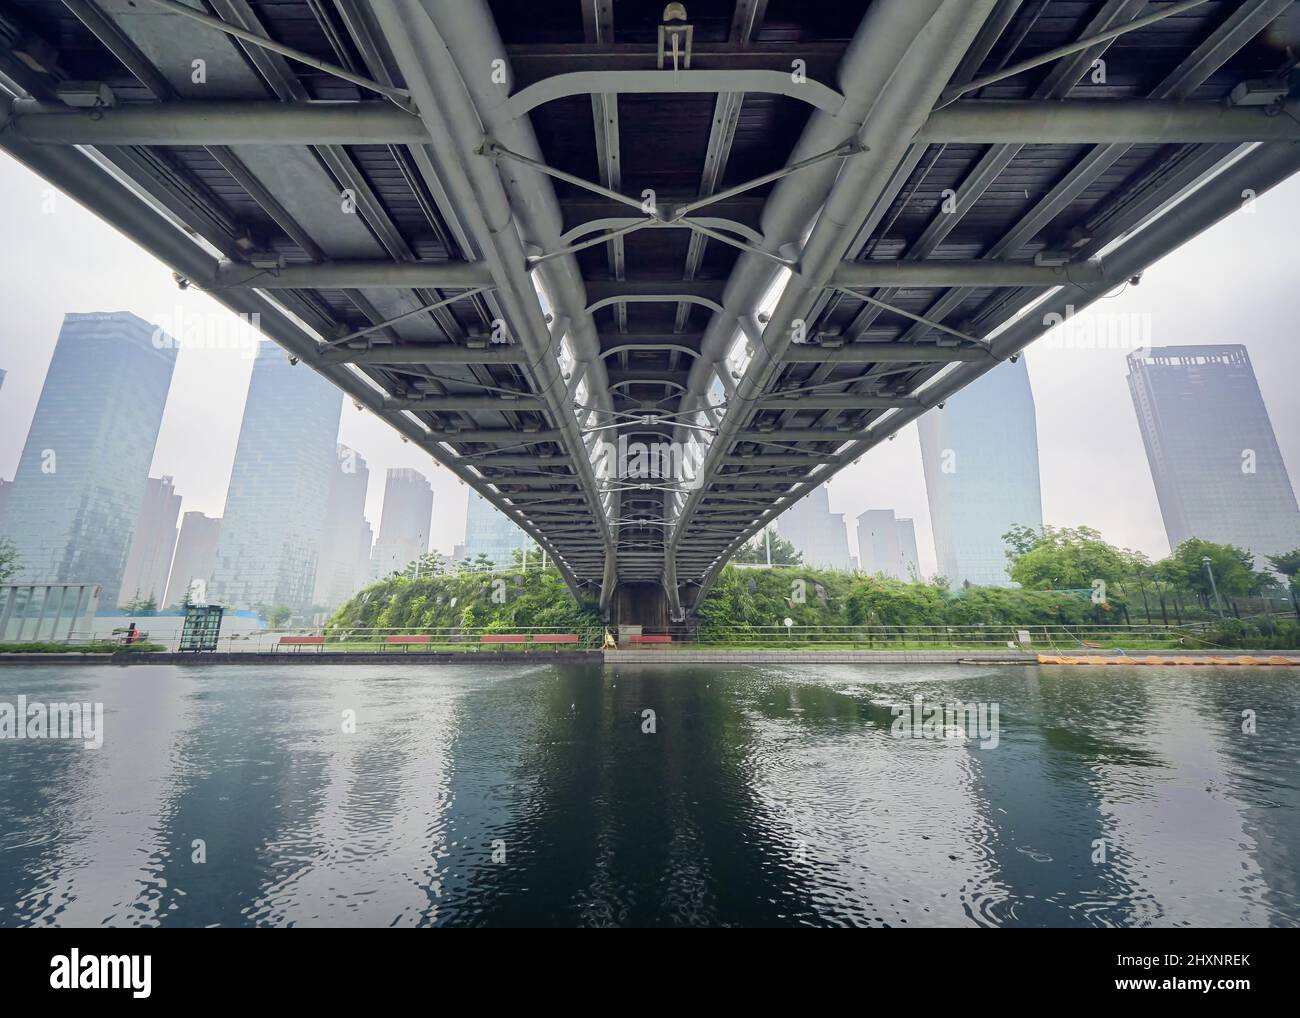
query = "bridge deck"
(3, 0, 1297, 613)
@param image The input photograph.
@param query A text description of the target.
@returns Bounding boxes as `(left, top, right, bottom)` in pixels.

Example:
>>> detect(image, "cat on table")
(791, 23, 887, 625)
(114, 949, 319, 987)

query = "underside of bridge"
(3, 0, 1299, 617)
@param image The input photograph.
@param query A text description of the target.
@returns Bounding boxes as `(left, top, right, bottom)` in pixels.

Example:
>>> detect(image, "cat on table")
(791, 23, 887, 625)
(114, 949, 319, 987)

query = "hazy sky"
(1, 151, 1298, 571)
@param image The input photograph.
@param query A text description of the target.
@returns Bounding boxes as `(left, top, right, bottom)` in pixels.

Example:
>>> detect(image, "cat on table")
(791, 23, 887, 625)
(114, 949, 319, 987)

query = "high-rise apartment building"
(0, 312, 176, 605)
(776, 484, 855, 571)
(209, 343, 342, 613)
(369, 467, 432, 580)
(164, 512, 222, 607)
(460, 491, 530, 571)
(1127, 345, 1300, 564)
(856, 509, 921, 580)
(917, 357, 1042, 587)
(314, 445, 372, 607)
(118, 475, 182, 607)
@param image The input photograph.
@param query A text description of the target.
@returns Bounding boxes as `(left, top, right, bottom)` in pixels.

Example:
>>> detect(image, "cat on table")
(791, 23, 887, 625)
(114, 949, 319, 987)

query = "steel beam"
(754, 395, 921, 410)
(782, 343, 992, 363)
(832, 258, 1113, 288)
(321, 345, 529, 365)
(10, 97, 1298, 148)
(380, 396, 545, 411)
(920, 100, 1300, 145)
(434, 429, 562, 443)
(2, 99, 425, 145)
(210, 259, 493, 289)
(739, 429, 866, 441)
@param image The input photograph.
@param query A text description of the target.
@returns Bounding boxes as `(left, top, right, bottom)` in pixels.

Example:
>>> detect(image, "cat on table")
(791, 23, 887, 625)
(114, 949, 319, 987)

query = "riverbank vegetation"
(0, 641, 167, 654)
(328, 553, 603, 635)
(327, 527, 1300, 650)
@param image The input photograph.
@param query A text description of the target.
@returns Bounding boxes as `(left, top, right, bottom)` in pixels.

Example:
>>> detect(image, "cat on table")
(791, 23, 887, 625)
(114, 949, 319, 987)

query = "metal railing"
(3, 622, 1234, 655)
(680, 623, 1222, 650)
(49, 625, 609, 654)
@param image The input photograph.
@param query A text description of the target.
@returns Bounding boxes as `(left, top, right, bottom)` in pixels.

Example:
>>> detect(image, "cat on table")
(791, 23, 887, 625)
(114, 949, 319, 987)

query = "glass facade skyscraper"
(0, 312, 176, 605)
(165, 511, 222, 607)
(118, 475, 182, 608)
(776, 484, 855, 571)
(315, 445, 372, 607)
(918, 357, 1042, 587)
(856, 509, 921, 580)
(1127, 345, 1300, 565)
(370, 467, 432, 581)
(209, 343, 342, 613)
(459, 491, 529, 570)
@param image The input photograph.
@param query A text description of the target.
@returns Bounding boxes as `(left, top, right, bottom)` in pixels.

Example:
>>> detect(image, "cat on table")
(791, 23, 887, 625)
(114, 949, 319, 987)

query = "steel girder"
(9, 98, 1300, 146)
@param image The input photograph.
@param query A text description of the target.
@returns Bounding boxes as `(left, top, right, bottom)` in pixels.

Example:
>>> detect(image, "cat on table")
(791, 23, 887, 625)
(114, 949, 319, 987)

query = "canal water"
(0, 661, 1296, 927)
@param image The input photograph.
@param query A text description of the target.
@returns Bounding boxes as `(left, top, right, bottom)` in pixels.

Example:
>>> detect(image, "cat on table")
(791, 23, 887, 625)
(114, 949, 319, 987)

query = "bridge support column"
(611, 583, 672, 632)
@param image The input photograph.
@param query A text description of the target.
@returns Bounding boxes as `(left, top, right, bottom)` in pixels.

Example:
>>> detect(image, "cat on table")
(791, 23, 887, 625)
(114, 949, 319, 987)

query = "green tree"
(402, 551, 444, 579)
(845, 576, 945, 626)
(1268, 548, 1300, 587)
(1161, 538, 1263, 603)
(1005, 525, 1130, 590)
(267, 604, 292, 628)
(0, 538, 17, 583)
(732, 531, 802, 565)
(121, 590, 158, 614)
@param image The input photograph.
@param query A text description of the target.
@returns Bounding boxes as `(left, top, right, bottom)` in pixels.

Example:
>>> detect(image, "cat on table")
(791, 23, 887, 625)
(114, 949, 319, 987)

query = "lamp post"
(1202, 556, 1224, 619)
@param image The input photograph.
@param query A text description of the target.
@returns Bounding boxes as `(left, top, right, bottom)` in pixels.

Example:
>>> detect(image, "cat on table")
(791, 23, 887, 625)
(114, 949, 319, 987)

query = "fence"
(52, 624, 608, 654)
(9, 622, 1238, 654)
(684, 622, 1221, 650)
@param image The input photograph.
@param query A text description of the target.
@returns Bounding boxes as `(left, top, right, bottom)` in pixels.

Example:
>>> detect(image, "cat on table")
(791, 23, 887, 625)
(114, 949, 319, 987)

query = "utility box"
(179, 604, 224, 652)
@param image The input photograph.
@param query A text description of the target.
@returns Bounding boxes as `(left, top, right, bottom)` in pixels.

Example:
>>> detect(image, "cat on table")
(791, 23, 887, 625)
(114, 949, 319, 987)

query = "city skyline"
(776, 484, 856, 572)
(2, 159, 1300, 577)
(0, 311, 175, 605)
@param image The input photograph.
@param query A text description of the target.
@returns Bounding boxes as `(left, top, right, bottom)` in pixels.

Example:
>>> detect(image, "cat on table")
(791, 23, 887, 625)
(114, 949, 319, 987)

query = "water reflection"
(0, 662, 1296, 927)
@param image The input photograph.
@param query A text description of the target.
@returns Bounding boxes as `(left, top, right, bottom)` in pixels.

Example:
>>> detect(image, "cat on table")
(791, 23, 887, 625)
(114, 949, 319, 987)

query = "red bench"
(629, 634, 673, 645)
(278, 635, 325, 652)
(385, 635, 431, 651)
(480, 634, 529, 647)
(531, 633, 580, 648)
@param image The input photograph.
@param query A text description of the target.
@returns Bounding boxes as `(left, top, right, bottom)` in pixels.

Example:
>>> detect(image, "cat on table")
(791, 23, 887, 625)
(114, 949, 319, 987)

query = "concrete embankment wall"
(5, 647, 1295, 667)
(0, 650, 603, 666)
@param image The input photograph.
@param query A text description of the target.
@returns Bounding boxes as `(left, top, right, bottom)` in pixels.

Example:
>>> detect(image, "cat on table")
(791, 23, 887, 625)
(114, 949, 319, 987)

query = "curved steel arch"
(601, 344, 700, 362)
(505, 70, 845, 121)
(560, 216, 766, 248)
(586, 293, 726, 316)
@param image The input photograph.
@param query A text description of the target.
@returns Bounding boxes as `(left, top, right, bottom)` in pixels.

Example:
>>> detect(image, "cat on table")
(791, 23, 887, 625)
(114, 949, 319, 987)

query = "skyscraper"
(918, 357, 1042, 587)
(0, 312, 176, 605)
(460, 491, 530, 571)
(165, 511, 222, 607)
(1127, 345, 1300, 564)
(776, 484, 855, 571)
(209, 343, 342, 613)
(369, 467, 433, 580)
(314, 445, 372, 607)
(118, 475, 182, 608)
(0, 371, 7, 518)
(857, 509, 921, 580)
